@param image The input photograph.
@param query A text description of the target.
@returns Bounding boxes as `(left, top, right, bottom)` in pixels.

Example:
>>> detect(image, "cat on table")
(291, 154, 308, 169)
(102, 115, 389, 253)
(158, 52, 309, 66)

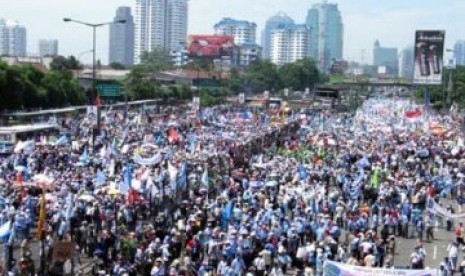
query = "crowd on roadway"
(0, 98, 464, 276)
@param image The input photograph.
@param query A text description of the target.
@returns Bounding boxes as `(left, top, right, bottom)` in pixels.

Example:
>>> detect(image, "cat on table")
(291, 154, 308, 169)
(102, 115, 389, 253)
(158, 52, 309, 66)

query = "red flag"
(169, 129, 180, 143)
(96, 95, 103, 107)
(405, 109, 422, 119)
(127, 188, 140, 205)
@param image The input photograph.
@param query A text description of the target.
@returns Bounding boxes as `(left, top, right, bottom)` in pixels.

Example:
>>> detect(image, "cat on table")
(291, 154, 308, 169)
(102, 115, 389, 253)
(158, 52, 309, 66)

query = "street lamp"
(446, 49, 456, 108)
(63, 17, 126, 146)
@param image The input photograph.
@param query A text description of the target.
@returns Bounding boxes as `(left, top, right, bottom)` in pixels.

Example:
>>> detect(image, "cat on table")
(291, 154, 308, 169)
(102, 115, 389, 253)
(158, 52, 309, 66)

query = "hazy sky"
(1, 0, 462, 64)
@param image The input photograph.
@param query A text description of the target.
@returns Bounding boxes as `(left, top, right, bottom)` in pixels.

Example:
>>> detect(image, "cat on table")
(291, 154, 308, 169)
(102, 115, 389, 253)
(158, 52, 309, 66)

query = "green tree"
(138, 48, 174, 72)
(243, 60, 281, 94)
(49, 55, 82, 71)
(109, 62, 126, 70)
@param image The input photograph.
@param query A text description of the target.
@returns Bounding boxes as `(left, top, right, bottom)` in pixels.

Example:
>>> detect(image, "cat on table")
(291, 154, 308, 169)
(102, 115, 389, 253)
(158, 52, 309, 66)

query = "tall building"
(270, 24, 311, 66)
(399, 46, 414, 80)
(214, 18, 257, 45)
(134, 0, 188, 64)
(0, 18, 27, 57)
(306, 2, 343, 71)
(453, 40, 465, 65)
(373, 39, 398, 75)
(261, 12, 295, 60)
(109, 6, 135, 66)
(38, 39, 58, 57)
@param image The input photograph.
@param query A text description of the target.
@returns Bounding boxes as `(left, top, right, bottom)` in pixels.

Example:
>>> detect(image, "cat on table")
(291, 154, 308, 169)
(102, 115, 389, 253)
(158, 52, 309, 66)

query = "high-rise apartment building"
(373, 39, 398, 75)
(306, 2, 343, 71)
(261, 12, 295, 60)
(134, 0, 188, 64)
(214, 18, 257, 45)
(0, 18, 27, 57)
(399, 46, 414, 80)
(453, 40, 465, 66)
(270, 24, 311, 66)
(109, 6, 135, 66)
(38, 39, 58, 57)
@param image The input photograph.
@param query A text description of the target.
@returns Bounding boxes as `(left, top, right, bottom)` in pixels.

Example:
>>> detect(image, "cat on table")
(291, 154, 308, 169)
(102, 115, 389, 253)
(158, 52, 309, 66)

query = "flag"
(54, 135, 68, 146)
(37, 191, 46, 240)
(372, 168, 380, 189)
(168, 162, 178, 191)
(96, 170, 107, 186)
(96, 95, 103, 107)
(201, 169, 209, 189)
(221, 201, 234, 231)
(177, 161, 187, 191)
(405, 109, 422, 119)
(299, 164, 308, 181)
(124, 163, 132, 189)
(169, 129, 181, 143)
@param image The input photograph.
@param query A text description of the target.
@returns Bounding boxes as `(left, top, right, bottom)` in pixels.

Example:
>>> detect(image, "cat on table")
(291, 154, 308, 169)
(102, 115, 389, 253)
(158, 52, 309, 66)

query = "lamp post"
(446, 49, 456, 108)
(64, 17, 126, 146)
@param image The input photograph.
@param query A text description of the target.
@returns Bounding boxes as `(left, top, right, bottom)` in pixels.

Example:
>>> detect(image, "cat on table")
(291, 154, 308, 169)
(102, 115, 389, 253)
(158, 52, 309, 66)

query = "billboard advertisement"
(188, 35, 235, 58)
(413, 30, 445, 85)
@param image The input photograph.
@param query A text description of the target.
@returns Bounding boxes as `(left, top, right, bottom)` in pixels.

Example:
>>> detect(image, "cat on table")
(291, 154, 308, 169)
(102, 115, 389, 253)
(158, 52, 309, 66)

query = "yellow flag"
(37, 191, 46, 240)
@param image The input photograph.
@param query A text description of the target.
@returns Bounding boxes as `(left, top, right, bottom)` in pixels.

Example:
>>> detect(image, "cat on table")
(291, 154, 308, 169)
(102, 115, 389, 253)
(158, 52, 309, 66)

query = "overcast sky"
(1, 0, 463, 64)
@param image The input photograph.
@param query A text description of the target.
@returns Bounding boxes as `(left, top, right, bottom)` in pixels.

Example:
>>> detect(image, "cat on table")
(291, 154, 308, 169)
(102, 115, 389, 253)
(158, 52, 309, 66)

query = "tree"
(138, 48, 174, 72)
(110, 62, 126, 70)
(243, 60, 282, 94)
(50, 55, 82, 71)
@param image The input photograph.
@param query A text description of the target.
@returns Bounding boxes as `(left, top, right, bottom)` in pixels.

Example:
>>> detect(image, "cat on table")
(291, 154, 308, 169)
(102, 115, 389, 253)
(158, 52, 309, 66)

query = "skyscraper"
(134, 0, 188, 64)
(214, 18, 257, 45)
(109, 6, 134, 66)
(306, 2, 343, 71)
(0, 18, 27, 57)
(373, 39, 398, 75)
(399, 46, 414, 80)
(38, 39, 58, 57)
(261, 12, 295, 60)
(270, 24, 311, 66)
(453, 40, 465, 65)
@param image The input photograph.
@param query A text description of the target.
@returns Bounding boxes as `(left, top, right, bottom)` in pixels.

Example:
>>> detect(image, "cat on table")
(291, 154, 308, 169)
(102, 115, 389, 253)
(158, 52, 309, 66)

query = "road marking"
(433, 245, 437, 260)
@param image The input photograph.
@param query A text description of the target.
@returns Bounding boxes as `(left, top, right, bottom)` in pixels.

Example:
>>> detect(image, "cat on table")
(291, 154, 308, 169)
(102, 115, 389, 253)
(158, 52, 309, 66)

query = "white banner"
(324, 260, 437, 276)
(428, 199, 465, 220)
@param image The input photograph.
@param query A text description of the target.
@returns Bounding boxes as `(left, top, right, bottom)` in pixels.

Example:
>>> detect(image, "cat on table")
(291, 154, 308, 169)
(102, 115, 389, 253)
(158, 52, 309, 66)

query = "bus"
(0, 123, 60, 154)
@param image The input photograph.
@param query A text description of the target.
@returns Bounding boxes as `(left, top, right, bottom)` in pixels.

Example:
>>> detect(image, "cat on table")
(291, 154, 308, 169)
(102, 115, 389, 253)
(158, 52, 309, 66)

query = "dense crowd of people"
(0, 99, 464, 276)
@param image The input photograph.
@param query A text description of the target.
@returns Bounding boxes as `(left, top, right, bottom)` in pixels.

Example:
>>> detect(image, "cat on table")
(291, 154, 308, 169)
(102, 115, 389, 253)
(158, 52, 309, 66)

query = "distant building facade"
(213, 18, 260, 68)
(38, 39, 58, 57)
(453, 40, 465, 66)
(399, 46, 414, 80)
(134, 0, 188, 64)
(269, 24, 311, 66)
(109, 6, 135, 66)
(0, 18, 27, 57)
(373, 39, 398, 76)
(261, 12, 295, 60)
(214, 18, 257, 45)
(306, 2, 343, 71)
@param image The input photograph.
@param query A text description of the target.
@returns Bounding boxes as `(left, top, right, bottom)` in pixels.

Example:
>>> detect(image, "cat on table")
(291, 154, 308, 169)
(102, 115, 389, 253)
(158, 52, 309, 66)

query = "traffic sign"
(97, 83, 122, 97)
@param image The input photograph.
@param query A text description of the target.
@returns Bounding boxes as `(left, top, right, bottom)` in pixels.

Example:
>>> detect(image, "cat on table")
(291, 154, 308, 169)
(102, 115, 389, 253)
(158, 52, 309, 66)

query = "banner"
(428, 199, 465, 220)
(324, 260, 437, 276)
(413, 30, 445, 85)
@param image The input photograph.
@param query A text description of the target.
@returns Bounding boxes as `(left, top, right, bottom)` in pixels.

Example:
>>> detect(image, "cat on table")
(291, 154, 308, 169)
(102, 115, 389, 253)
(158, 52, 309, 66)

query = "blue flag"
(221, 201, 234, 231)
(178, 161, 187, 190)
(299, 164, 308, 181)
(124, 163, 132, 189)
(96, 170, 107, 186)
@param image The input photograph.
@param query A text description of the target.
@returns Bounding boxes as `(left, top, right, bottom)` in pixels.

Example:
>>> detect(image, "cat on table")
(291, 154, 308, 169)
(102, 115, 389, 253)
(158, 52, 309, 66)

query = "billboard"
(413, 30, 445, 85)
(188, 35, 235, 58)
